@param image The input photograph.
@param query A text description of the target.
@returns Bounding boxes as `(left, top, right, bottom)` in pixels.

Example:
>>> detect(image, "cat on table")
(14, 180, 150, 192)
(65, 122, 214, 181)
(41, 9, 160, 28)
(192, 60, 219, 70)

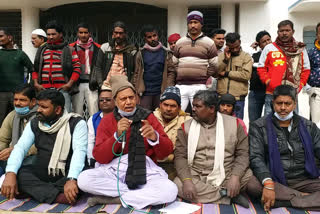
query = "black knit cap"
(160, 86, 181, 106)
(219, 93, 236, 105)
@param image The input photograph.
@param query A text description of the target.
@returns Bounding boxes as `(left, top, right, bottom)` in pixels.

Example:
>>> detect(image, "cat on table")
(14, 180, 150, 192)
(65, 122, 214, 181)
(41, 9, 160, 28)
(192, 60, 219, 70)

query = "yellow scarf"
(315, 40, 320, 50)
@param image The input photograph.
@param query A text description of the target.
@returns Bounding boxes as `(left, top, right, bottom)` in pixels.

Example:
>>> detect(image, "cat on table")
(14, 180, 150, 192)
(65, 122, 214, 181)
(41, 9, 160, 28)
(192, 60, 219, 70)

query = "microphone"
(121, 132, 126, 150)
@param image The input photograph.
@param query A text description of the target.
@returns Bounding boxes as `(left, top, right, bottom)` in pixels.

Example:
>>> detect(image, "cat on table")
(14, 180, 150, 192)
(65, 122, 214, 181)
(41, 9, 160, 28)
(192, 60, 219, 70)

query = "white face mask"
(118, 107, 137, 117)
(274, 111, 294, 121)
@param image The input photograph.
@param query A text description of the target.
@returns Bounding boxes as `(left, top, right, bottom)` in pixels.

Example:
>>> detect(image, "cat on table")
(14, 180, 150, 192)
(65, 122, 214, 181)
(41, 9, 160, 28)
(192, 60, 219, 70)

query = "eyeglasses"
(99, 98, 112, 102)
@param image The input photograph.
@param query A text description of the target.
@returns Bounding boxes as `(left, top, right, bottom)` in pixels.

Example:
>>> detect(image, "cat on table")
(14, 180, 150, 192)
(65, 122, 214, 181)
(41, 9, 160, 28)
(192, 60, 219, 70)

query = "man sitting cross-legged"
(77, 76, 178, 209)
(1, 89, 87, 204)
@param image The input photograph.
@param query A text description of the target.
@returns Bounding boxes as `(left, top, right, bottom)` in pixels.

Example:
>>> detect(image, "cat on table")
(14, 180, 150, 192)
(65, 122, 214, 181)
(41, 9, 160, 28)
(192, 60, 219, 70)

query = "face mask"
(274, 111, 294, 121)
(15, 106, 30, 115)
(118, 107, 137, 117)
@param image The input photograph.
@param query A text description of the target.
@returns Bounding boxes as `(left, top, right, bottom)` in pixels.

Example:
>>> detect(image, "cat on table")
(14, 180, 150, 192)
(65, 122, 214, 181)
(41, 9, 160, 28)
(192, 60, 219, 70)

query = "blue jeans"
(264, 94, 273, 116)
(234, 100, 245, 119)
(248, 90, 265, 122)
(59, 90, 72, 113)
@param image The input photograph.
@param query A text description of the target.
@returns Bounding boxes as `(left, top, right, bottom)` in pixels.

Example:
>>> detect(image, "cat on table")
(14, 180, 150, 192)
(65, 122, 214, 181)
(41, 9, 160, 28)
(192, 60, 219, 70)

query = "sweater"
(0, 49, 33, 92)
(250, 51, 266, 91)
(308, 46, 320, 87)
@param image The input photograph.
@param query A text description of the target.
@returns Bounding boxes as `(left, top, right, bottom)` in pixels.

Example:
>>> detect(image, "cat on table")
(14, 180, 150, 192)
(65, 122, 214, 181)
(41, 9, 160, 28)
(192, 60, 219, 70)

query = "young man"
(31, 29, 47, 48)
(258, 20, 310, 115)
(133, 25, 176, 111)
(33, 20, 81, 113)
(211, 28, 226, 53)
(78, 76, 177, 209)
(87, 85, 115, 167)
(69, 22, 101, 116)
(1, 89, 87, 204)
(249, 31, 271, 122)
(153, 86, 191, 180)
(174, 11, 218, 111)
(217, 32, 253, 119)
(248, 85, 320, 211)
(0, 28, 33, 125)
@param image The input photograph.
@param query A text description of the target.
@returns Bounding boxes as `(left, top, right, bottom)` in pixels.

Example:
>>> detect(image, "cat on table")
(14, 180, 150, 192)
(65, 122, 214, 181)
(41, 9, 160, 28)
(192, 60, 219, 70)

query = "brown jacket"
(217, 50, 253, 100)
(132, 47, 176, 96)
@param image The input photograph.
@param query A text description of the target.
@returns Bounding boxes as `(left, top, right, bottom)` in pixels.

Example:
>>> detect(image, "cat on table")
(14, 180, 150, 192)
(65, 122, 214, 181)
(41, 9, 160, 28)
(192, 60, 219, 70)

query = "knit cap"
(219, 94, 236, 105)
(168, 33, 181, 43)
(110, 76, 136, 99)
(160, 86, 181, 106)
(31, 29, 47, 38)
(187, 11, 204, 25)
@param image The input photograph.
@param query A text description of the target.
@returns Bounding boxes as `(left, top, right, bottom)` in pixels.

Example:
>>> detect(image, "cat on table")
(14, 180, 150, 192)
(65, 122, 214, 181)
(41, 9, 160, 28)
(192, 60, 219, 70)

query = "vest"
(92, 110, 102, 136)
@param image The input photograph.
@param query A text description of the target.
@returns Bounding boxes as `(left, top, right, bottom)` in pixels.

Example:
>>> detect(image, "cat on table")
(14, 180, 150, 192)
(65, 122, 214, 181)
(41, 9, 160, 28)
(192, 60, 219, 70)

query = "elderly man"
(153, 86, 191, 180)
(217, 32, 253, 119)
(174, 11, 218, 111)
(258, 20, 310, 115)
(78, 76, 177, 209)
(1, 89, 87, 204)
(96, 21, 137, 87)
(31, 29, 47, 48)
(0, 84, 38, 175)
(87, 85, 115, 167)
(174, 90, 252, 207)
(248, 85, 320, 211)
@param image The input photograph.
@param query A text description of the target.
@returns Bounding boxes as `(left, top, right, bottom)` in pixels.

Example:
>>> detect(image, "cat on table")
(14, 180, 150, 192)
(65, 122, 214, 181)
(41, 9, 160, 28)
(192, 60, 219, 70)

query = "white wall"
(289, 11, 319, 42)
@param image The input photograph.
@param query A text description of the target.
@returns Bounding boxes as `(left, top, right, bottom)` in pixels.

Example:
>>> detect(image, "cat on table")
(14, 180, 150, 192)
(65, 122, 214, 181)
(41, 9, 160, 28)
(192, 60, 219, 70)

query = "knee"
(246, 176, 262, 198)
(162, 179, 178, 202)
(77, 170, 91, 192)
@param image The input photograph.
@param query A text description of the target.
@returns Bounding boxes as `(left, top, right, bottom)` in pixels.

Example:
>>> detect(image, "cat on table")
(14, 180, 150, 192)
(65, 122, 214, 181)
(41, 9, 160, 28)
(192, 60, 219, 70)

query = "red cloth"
(168, 33, 181, 43)
(93, 112, 174, 164)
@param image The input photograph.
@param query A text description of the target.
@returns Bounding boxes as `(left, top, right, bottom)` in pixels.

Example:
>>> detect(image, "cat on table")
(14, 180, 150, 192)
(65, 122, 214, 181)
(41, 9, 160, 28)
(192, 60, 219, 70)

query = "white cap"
(31, 29, 47, 38)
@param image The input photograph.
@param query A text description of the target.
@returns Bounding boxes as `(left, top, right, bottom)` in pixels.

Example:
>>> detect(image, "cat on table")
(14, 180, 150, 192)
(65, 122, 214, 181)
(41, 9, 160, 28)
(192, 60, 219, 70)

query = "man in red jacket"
(77, 76, 177, 209)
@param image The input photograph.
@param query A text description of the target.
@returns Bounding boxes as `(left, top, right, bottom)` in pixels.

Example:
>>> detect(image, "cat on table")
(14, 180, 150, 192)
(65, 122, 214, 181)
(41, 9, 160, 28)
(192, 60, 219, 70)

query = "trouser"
(308, 87, 320, 123)
(174, 168, 252, 204)
(246, 175, 320, 210)
(59, 90, 72, 113)
(0, 92, 13, 126)
(17, 165, 67, 204)
(234, 100, 245, 120)
(248, 90, 265, 122)
(140, 94, 160, 111)
(77, 155, 178, 209)
(72, 83, 98, 116)
(176, 84, 207, 111)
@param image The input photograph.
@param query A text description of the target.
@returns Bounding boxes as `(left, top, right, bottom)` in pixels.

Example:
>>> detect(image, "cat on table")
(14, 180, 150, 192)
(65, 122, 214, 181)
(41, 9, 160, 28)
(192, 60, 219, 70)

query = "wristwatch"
(67, 177, 77, 181)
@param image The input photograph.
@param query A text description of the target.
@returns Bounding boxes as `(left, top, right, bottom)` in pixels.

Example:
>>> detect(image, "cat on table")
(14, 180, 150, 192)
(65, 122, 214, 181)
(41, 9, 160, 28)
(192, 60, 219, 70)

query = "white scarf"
(187, 112, 225, 186)
(38, 111, 80, 176)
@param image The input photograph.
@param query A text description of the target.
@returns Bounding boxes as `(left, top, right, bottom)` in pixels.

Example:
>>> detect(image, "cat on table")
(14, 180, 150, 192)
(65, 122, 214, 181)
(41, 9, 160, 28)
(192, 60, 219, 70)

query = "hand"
(0, 147, 13, 161)
(59, 83, 72, 92)
(34, 82, 45, 91)
(1, 172, 19, 200)
(266, 79, 271, 86)
(250, 42, 259, 50)
(219, 71, 226, 77)
(140, 120, 157, 141)
(224, 47, 231, 60)
(262, 188, 275, 211)
(182, 179, 197, 202)
(226, 175, 241, 198)
(64, 180, 79, 204)
(117, 117, 132, 137)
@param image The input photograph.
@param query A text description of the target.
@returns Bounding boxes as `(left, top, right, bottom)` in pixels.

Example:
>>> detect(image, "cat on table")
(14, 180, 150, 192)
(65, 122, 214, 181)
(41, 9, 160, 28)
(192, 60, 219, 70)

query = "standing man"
(0, 28, 33, 126)
(1, 89, 87, 204)
(69, 22, 101, 116)
(95, 21, 138, 87)
(211, 28, 226, 53)
(307, 23, 320, 123)
(258, 20, 310, 116)
(87, 85, 115, 167)
(153, 86, 191, 180)
(33, 20, 81, 113)
(249, 31, 271, 122)
(31, 29, 47, 48)
(133, 25, 176, 111)
(174, 11, 218, 111)
(217, 32, 253, 119)
(168, 33, 181, 51)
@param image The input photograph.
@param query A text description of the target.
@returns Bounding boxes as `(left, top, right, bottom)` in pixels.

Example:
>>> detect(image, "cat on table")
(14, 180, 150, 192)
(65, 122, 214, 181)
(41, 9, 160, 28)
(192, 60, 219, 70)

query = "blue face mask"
(118, 107, 137, 117)
(274, 111, 294, 121)
(15, 106, 30, 115)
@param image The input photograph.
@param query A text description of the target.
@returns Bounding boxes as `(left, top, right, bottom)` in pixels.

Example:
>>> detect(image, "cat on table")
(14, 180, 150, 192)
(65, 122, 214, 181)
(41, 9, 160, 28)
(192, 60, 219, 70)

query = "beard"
(149, 40, 159, 47)
(112, 37, 127, 46)
(36, 112, 58, 124)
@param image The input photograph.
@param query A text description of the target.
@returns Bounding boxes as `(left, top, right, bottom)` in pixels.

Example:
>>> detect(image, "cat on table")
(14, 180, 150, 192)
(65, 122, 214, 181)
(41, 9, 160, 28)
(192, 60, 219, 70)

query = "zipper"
(227, 58, 232, 93)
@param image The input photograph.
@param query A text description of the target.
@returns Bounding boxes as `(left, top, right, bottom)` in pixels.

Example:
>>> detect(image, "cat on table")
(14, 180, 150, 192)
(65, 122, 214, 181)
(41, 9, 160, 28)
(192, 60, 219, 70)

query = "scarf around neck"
(76, 37, 93, 50)
(113, 105, 151, 189)
(266, 114, 319, 186)
(76, 37, 93, 74)
(315, 40, 320, 50)
(143, 42, 163, 52)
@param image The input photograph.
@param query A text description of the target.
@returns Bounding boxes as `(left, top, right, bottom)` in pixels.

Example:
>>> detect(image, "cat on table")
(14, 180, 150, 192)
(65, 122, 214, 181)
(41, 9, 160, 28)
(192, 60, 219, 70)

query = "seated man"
(87, 85, 115, 167)
(1, 89, 87, 204)
(248, 85, 320, 211)
(78, 76, 177, 209)
(218, 93, 247, 135)
(174, 90, 252, 207)
(0, 84, 38, 173)
(153, 86, 191, 180)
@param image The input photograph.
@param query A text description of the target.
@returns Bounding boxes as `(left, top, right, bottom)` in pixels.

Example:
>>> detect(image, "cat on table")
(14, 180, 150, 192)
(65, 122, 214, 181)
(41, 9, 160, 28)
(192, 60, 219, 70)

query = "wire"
(112, 131, 153, 214)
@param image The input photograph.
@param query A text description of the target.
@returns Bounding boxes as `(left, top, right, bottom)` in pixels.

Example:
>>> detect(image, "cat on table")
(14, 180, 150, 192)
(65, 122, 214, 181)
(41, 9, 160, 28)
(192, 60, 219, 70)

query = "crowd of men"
(0, 9, 320, 212)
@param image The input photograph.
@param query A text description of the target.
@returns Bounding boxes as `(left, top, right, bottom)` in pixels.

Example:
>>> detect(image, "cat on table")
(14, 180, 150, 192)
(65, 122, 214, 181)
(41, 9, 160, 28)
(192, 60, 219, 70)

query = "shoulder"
(250, 115, 267, 128)
(69, 42, 77, 47)
(93, 42, 101, 48)
(200, 36, 215, 45)
(100, 43, 111, 52)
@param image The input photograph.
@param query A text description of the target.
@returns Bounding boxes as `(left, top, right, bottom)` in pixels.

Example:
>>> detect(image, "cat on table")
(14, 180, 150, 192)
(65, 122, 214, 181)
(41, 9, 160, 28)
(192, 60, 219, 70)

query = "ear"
(55, 105, 63, 115)
(30, 98, 37, 107)
(8, 35, 13, 42)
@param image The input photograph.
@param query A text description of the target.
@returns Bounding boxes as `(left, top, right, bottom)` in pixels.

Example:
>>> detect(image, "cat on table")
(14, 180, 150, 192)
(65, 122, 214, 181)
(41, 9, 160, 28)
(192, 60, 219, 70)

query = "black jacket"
(249, 114, 320, 185)
(249, 51, 266, 91)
